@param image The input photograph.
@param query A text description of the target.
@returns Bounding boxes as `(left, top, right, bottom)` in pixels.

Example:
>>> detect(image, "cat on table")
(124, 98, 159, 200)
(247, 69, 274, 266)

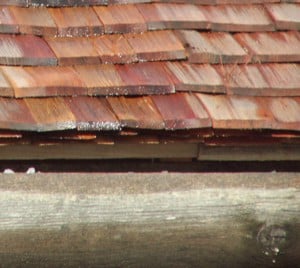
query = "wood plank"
(28, 0, 108, 6)
(235, 31, 300, 63)
(1, 66, 87, 97)
(151, 93, 211, 129)
(125, 30, 186, 62)
(93, 5, 147, 33)
(107, 96, 165, 129)
(0, 172, 299, 267)
(92, 34, 137, 64)
(196, 94, 274, 129)
(258, 63, 300, 95)
(65, 96, 121, 131)
(74, 64, 126, 96)
(137, 3, 209, 30)
(0, 68, 14, 97)
(216, 63, 300, 96)
(10, 6, 57, 36)
(200, 4, 275, 32)
(0, 6, 19, 34)
(49, 7, 104, 37)
(0, 34, 57, 66)
(116, 62, 175, 95)
(24, 97, 76, 131)
(0, 143, 199, 159)
(45, 36, 100, 66)
(267, 97, 300, 131)
(177, 30, 248, 64)
(265, 3, 300, 30)
(165, 62, 225, 93)
(0, 98, 36, 131)
(198, 144, 300, 160)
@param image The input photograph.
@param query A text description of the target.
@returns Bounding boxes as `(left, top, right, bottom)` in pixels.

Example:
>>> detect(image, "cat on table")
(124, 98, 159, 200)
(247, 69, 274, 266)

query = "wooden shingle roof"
(0, 0, 299, 159)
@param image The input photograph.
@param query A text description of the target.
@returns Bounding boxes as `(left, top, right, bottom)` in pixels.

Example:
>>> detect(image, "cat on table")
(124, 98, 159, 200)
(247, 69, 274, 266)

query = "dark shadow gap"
(0, 159, 299, 173)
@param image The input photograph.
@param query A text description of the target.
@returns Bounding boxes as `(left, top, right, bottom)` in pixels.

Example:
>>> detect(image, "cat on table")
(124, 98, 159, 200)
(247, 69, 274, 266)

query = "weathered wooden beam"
(0, 143, 199, 160)
(0, 172, 299, 267)
(1, 143, 300, 161)
(198, 144, 300, 161)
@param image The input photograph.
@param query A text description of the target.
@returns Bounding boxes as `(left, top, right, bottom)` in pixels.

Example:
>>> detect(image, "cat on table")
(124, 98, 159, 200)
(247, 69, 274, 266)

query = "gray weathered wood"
(0, 172, 299, 267)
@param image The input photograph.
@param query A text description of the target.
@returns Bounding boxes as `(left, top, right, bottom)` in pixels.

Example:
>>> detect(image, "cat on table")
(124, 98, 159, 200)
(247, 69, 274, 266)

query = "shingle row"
(0, 30, 299, 66)
(0, 4, 299, 36)
(0, 62, 299, 98)
(0, 93, 299, 132)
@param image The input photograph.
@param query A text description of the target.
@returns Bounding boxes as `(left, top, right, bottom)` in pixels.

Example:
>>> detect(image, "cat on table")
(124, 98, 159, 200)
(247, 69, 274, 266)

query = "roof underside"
(0, 0, 299, 159)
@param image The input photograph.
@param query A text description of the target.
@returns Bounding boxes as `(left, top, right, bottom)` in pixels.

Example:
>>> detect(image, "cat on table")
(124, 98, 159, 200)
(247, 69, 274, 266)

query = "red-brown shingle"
(66, 97, 121, 131)
(49, 7, 104, 37)
(0, 6, 19, 33)
(235, 31, 300, 63)
(45, 36, 100, 65)
(152, 93, 211, 129)
(196, 94, 274, 129)
(10, 6, 57, 36)
(1, 66, 87, 98)
(116, 62, 175, 95)
(165, 62, 225, 93)
(0, 34, 57, 66)
(265, 3, 300, 30)
(126, 30, 186, 61)
(92, 34, 137, 64)
(107, 96, 165, 129)
(93, 5, 147, 34)
(24, 97, 76, 131)
(177, 30, 248, 64)
(137, 3, 209, 30)
(200, 5, 275, 32)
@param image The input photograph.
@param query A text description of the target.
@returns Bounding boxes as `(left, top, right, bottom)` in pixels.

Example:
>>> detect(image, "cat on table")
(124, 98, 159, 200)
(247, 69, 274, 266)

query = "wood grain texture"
(166, 62, 225, 93)
(107, 96, 165, 129)
(46, 36, 100, 65)
(10, 6, 57, 36)
(0, 6, 19, 33)
(92, 34, 137, 64)
(196, 94, 274, 129)
(126, 30, 186, 61)
(177, 30, 248, 64)
(152, 93, 211, 129)
(265, 3, 300, 30)
(137, 3, 209, 30)
(0, 172, 299, 267)
(49, 7, 104, 37)
(0, 34, 57, 66)
(24, 97, 76, 131)
(65, 96, 121, 131)
(1, 66, 87, 97)
(93, 5, 147, 33)
(200, 4, 275, 32)
(235, 31, 300, 63)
